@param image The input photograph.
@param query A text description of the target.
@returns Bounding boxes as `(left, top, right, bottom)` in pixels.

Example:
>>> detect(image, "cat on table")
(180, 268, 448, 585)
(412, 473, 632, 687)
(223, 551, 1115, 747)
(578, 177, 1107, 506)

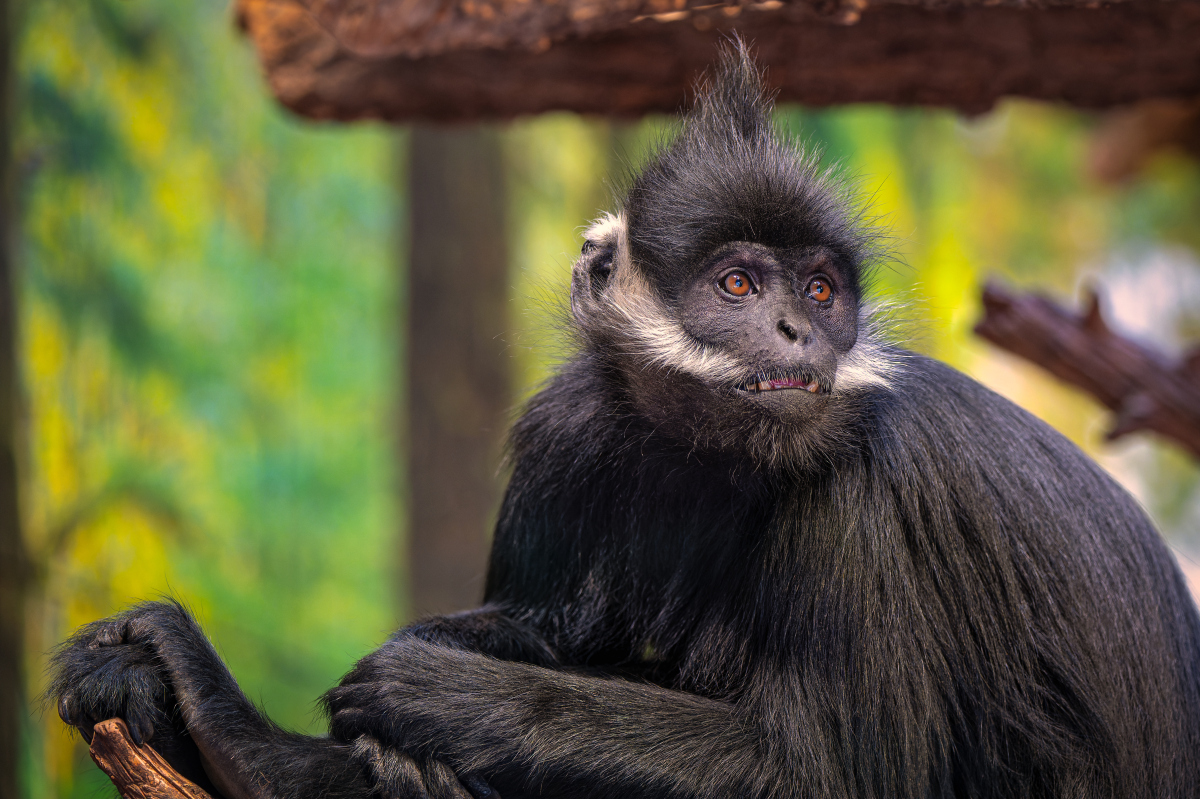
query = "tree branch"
(974, 281, 1200, 459)
(88, 719, 212, 799)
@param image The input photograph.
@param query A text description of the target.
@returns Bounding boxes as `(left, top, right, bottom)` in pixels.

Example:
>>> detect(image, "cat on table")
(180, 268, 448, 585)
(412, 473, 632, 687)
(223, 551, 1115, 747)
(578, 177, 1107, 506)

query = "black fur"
(50, 42, 1200, 799)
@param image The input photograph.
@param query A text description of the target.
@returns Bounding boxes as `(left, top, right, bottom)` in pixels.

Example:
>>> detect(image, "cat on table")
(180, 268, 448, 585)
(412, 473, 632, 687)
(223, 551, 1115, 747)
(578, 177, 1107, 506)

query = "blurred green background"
(13, 0, 1200, 796)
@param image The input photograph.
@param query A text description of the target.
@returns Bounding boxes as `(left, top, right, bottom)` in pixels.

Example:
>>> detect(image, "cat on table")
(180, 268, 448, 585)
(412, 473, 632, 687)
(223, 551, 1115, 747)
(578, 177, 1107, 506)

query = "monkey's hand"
(327, 643, 503, 799)
(54, 601, 406, 799)
(51, 603, 191, 746)
(49, 601, 220, 791)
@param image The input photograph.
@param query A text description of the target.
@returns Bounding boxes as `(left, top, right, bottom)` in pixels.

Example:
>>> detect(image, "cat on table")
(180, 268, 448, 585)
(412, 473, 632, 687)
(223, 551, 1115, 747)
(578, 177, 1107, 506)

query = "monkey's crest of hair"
(571, 40, 900, 411)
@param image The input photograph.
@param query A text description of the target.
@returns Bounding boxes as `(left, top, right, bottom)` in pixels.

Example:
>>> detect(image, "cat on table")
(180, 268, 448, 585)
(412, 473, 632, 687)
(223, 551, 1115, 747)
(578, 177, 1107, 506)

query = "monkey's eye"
(720, 270, 755, 298)
(806, 278, 833, 303)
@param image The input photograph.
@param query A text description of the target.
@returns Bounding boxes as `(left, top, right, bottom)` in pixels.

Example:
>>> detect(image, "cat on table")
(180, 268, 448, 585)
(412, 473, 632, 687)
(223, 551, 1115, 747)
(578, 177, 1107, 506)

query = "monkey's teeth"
(740, 379, 822, 393)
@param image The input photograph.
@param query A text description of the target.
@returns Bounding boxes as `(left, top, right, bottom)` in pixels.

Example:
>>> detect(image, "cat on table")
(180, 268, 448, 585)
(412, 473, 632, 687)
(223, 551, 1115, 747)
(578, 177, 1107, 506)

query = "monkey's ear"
(571, 212, 626, 322)
(570, 240, 616, 322)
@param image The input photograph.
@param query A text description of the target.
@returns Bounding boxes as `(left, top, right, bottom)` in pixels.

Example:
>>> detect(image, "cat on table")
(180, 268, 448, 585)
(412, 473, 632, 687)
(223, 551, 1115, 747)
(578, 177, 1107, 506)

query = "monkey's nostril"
(777, 320, 799, 342)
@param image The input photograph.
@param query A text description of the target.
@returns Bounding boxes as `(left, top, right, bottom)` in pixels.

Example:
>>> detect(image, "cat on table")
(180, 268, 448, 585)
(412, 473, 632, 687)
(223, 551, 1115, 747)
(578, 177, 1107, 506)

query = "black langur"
(52, 43, 1200, 799)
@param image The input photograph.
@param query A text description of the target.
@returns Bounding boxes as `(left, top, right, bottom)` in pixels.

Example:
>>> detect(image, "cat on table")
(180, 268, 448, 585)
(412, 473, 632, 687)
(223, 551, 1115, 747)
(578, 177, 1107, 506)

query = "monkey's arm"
(388, 604, 560, 667)
(51, 602, 489, 799)
(327, 637, 782, 799)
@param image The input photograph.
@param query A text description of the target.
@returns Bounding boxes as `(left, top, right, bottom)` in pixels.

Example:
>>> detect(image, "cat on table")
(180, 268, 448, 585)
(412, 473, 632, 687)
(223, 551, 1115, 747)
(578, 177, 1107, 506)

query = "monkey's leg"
(327, 637, 787, 799)
(51, 601, 475, 799)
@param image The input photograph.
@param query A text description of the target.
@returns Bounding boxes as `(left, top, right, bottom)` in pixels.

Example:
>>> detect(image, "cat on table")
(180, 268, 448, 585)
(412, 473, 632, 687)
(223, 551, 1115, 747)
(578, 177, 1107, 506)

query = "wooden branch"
(974, 282, 1200, 459)
(88, 719, 213, 799)
(235, 0, 1200, 122)
(294, 0, 1200, 62)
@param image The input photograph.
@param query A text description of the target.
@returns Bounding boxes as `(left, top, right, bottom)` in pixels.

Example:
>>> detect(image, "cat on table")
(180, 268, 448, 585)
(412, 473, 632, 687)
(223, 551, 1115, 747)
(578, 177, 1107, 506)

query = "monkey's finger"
(461, 774, 501, 799)
(325, 683, 364, 704)
(126, 712, 155, 747)
(326, 682, 387, 717)
(353, 737, 432, 799)
(421, 759, 475, 799)
(57, 695, 74, 726)
(58, 696, 96, 744)
(89, 620, 129, 649)
(329, 707, 371, 740)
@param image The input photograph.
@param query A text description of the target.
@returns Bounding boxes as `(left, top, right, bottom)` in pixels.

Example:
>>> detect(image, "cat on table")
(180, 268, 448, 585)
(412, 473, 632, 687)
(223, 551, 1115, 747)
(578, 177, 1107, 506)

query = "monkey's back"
(864, 356, 1200, 796)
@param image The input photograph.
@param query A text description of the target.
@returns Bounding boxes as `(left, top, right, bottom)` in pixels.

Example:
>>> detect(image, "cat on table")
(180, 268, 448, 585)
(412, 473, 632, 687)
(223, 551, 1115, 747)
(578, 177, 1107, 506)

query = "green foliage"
(18, 1, 396, 795)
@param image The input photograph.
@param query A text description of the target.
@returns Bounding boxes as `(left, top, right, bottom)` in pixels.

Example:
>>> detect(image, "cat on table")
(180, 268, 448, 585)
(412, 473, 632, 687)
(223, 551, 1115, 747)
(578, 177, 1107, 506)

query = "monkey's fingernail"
(463, 775, 500, 799)
(58, 697, 72, 724)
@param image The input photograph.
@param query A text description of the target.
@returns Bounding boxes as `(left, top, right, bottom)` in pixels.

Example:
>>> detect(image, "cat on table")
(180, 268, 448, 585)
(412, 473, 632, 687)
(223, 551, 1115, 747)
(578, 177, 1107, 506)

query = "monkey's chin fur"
(619, 361, 868, 471)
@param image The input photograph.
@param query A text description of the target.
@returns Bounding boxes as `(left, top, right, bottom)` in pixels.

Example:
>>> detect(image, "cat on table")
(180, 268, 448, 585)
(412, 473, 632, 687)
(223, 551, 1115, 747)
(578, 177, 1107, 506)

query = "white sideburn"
(834, 326, 901, 392)
(580, 213, 901, 393)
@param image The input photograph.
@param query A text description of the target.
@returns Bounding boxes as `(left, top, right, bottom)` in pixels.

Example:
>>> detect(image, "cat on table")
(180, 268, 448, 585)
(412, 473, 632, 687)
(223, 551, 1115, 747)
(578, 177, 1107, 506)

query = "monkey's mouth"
(737, 376, 827, 395)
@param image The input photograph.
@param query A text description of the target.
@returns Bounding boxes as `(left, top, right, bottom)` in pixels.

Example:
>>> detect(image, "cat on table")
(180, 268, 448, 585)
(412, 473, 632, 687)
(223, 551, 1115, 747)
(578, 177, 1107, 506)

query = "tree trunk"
(403, 127, 509, 618)
(0, 0, 27, 793)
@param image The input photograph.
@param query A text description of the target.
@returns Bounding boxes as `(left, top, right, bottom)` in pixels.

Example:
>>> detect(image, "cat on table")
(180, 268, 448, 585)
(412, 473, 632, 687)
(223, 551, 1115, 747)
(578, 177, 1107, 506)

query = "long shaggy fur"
(480, 40, 1200, 796)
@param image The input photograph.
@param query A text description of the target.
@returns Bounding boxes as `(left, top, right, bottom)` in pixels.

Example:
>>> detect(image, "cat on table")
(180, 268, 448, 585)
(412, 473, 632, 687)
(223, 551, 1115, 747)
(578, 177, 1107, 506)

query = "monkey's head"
(570, 42, 898, 467)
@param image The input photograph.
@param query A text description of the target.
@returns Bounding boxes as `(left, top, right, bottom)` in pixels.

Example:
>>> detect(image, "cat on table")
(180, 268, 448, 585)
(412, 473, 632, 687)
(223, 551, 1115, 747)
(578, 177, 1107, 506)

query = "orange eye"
(807, 278, 832, 302)
(722, 271, 753, 297)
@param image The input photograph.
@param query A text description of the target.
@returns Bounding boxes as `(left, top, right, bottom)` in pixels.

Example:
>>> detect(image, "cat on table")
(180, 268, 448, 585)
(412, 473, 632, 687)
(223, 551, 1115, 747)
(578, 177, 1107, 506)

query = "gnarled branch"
(974, 282, 1200, 459)
(88, 719, 212, 799)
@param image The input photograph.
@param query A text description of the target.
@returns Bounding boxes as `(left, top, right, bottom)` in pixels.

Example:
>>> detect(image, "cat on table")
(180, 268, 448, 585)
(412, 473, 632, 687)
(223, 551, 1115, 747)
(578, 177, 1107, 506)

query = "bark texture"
(975, 283, 1200, 460)
(405, 127, 509, 616)
(235, 0, 1200, 122)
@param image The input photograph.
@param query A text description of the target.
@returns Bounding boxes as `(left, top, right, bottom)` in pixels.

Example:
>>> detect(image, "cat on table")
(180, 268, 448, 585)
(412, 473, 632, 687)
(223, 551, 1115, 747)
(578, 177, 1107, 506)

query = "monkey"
(52, 42, 1200, 799)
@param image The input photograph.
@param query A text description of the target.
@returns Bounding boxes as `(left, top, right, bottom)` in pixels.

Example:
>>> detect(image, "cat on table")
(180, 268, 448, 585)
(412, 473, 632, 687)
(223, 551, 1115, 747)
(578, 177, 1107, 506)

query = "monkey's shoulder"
(509, 356, 623, 456)
(871, 354, 1158, 544)
(881, 354, 1099, 468)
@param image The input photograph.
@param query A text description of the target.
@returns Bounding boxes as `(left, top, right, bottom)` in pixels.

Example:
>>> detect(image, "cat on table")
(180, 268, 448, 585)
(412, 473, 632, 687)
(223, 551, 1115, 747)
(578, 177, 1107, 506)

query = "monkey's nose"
(777, 319, 811, 345)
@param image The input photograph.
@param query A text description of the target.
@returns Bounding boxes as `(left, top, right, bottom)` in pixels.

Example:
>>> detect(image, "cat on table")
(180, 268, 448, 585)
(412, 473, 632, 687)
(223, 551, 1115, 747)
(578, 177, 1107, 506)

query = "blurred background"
(7, 0, 1200, 796)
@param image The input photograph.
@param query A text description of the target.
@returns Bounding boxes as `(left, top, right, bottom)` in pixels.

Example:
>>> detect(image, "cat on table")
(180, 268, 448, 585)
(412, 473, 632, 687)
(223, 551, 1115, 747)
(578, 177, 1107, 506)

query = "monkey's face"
(676, 241, 858, 404)
(572, 215, 889, 466)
